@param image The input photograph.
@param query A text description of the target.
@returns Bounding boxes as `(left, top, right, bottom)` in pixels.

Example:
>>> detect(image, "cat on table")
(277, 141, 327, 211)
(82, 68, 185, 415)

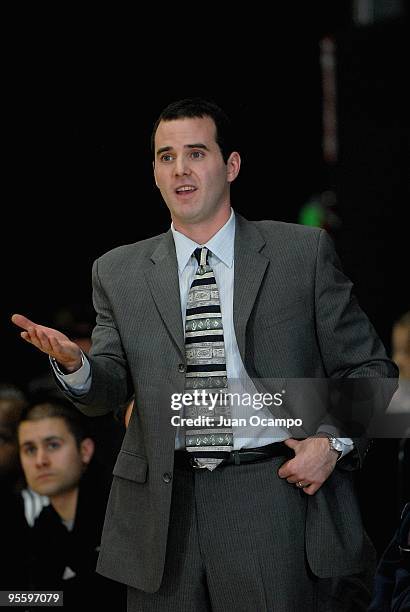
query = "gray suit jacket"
(66, 214, 397, 593)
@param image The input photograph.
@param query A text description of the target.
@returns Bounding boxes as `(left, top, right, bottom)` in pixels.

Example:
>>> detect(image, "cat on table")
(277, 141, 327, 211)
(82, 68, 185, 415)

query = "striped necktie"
(184, 247, 233, 470)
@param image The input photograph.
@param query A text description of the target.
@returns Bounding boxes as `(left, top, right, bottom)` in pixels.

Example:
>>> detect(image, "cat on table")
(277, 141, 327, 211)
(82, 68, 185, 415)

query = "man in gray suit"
(12, 98, 397, 611)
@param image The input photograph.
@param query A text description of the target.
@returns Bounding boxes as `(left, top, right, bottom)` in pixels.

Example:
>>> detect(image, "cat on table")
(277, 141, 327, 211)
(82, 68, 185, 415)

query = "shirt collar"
(171, 208, 235, 274)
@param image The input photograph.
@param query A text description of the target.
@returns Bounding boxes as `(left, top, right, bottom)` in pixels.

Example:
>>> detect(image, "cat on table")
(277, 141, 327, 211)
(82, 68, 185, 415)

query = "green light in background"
(298, 201, 325, 227)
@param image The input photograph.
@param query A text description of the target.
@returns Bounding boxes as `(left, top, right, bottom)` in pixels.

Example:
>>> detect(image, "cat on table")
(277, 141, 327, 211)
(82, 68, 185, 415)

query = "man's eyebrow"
(186, 143, 209, 151)
(156, 146, 172, 156)
(156, 143, 210, 156)
(20, 440, 35, 449)
(20, 435, 63, 448)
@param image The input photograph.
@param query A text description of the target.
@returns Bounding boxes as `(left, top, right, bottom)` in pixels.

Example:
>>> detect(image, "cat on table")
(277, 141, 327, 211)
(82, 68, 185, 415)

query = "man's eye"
(24, 447, 36, 455)
(160, 154, 174, 162)
(190, 151, 204, 159)
(47, 442, 60, 450)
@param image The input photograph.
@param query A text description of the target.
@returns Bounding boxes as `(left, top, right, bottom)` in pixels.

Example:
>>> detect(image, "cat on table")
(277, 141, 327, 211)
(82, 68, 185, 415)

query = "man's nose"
(174, 157, 191, 176)
(35, 448, 50, 467)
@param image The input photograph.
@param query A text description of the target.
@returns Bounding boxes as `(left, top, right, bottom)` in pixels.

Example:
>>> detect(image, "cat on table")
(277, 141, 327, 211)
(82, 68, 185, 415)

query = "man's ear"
(80, 437, 95, 466)
(226, 151, 241, 184)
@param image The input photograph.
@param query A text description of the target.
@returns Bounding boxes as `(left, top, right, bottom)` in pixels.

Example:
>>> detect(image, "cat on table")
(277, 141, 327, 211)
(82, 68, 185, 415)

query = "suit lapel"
(233, 214, 269, 362)
(143, 215, 268, 364)
(144, 230, 185, 358)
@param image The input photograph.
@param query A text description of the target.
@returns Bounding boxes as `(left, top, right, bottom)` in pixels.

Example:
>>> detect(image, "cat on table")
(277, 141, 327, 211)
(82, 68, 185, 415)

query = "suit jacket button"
(178, 364, 186, 373)
(162, 472, 172, 483)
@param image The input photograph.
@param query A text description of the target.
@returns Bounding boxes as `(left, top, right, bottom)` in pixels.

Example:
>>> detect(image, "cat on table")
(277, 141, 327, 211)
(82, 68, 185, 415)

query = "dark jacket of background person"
(368, 502, 410, 611)
(0, 485, 32, 591)
(29, 460, 126, 611)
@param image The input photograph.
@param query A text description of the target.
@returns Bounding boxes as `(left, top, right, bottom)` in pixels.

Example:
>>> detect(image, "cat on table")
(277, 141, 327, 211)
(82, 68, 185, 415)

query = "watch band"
(312, 432, 343, 459)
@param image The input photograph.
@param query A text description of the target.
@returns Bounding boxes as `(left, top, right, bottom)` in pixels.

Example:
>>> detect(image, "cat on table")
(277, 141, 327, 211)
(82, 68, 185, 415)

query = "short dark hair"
(19, 398, 90, 448)
(151, 97, 235, 164)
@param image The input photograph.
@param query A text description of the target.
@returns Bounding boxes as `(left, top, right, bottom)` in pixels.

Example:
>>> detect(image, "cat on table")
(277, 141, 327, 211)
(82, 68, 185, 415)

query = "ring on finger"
(295, 481, 308, 488)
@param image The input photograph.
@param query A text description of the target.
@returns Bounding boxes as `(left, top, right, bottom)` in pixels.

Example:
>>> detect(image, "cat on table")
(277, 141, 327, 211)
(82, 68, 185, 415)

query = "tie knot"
(193, 247, 209, 267)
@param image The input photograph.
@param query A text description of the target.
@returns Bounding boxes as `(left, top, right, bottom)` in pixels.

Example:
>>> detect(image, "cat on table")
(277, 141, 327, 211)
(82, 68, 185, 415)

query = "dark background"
(1, 3, 408, 554)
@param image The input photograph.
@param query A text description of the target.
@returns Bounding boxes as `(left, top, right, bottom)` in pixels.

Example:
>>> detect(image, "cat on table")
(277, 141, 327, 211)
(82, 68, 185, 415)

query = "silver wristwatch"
(313, 433, 343, 459)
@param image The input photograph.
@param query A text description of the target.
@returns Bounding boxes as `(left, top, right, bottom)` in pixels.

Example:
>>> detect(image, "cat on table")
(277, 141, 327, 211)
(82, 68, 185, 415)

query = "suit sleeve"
(59, 258, 133, 417)
(314, 229, 398, 468)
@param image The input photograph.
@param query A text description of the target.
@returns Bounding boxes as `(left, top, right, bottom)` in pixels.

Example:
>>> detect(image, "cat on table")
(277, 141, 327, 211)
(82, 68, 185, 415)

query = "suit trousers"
(127, 456, 372, 612)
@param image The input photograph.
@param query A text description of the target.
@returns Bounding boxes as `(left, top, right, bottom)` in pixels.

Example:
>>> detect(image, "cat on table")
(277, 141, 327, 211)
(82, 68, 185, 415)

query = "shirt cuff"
(50, 352, 91, 395)
(336, 438, 354, 459)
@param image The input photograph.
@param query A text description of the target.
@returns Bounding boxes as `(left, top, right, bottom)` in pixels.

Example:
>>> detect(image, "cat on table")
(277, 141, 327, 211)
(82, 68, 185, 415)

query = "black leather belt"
(174, 442, 293, 470)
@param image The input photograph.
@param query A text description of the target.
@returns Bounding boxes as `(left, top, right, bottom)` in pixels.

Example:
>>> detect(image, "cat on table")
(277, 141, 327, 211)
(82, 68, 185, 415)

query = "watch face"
(331, 438, 344, 452)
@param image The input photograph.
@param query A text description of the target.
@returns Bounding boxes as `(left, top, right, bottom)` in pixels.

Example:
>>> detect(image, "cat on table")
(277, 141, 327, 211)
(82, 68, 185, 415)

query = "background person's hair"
(151, 97, 235, 164)
(0, 383, 28, 435)
(395, 311, 410, 331)
(0, 383, 27, 406)
(19, 397, 91, 448)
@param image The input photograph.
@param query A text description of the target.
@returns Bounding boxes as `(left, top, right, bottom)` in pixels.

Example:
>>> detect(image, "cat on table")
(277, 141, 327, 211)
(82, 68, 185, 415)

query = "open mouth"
(175, 185, 197, 197)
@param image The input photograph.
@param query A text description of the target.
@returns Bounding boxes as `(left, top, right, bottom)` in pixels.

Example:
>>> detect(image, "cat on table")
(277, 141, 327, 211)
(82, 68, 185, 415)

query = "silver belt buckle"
(191, 457, 208, 469)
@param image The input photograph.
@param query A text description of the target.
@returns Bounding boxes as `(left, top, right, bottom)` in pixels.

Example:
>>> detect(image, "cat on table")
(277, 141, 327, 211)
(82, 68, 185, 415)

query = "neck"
(173, 206, 231, 245)
(50, 487, 79, 522)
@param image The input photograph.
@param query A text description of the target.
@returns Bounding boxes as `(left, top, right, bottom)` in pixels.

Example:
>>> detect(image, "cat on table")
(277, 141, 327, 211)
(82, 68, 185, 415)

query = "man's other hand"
(277, 437, 338, 495)
(11, 313, 83, 373)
